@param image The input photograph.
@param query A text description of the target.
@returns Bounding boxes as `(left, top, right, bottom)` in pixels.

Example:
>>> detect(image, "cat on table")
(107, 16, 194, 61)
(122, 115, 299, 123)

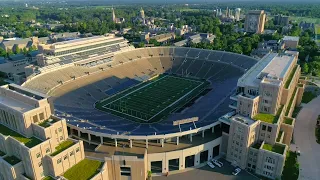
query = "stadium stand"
(23, 47, 258, 136)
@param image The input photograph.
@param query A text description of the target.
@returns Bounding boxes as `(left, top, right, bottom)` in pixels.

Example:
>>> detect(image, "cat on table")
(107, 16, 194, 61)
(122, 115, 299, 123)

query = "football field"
(96, 75, 209, 123)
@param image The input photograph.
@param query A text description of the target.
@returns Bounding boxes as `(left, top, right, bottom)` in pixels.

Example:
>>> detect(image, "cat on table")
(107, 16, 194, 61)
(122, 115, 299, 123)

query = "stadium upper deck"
(23, 47, 258, 137)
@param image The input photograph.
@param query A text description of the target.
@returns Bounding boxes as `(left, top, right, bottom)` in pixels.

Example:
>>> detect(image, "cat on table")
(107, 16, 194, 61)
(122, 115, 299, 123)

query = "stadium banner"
(173, 117, 199, 126)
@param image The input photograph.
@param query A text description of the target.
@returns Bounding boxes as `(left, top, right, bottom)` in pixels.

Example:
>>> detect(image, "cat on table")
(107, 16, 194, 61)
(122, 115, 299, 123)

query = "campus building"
(244, 10, 266, 34)
(221, 52, 306, 179)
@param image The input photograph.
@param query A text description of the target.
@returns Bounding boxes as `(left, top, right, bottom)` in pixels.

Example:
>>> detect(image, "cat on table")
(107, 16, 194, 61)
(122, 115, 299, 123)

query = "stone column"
(146, 139, 148, 149)
(115, 139, 118, 147)
(100, 136, 103, 144)
(161, 139, 164, 147)
(129, 139, 133, 148)
(176, 136, 179, 145)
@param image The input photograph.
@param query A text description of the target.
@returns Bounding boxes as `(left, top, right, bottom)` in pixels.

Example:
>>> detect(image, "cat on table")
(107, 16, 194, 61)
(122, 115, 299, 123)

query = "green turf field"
(96, 75, 209, 123)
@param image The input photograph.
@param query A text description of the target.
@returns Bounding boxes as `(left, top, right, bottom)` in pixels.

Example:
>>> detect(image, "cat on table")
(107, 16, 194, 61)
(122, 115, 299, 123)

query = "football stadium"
(23, 46, 257, 136)
(20, 35, 265, 178)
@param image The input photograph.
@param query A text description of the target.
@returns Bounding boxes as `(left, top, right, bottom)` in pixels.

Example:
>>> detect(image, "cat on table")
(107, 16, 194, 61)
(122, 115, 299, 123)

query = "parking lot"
(153, 159, 259, 180)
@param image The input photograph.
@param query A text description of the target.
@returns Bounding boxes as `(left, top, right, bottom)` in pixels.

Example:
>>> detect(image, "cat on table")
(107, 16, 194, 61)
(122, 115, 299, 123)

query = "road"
(293, 96, 320, 180)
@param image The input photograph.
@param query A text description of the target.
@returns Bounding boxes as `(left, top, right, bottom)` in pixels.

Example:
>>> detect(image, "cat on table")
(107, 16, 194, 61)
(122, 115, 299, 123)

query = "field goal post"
(173, 117, 199, 132)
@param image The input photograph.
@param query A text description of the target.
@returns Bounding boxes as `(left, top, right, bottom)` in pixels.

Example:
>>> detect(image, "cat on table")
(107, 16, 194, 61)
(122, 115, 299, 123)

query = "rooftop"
(231, 114, 256, 126)
(3, 155, 21, 165)
(238, 53, 277, 88)
(283, 117, 294, 125)
(262, 143, 285, 155)
(63, 159, 103, 180)
(253, 105, 283, 124)
(51, 140, 75, 156)
(38, 118, 58, 128)
(284, 65, 298, 89)
(0, 124, 42, 148)
(262, 54, 295, 80)
(283, 36, 300, 42)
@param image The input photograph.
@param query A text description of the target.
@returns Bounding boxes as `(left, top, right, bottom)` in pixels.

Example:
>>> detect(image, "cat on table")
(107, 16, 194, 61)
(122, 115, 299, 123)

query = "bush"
(281, 151, 299, 180)
(302, 91, 317, 103)
(315, 127, 320, 144)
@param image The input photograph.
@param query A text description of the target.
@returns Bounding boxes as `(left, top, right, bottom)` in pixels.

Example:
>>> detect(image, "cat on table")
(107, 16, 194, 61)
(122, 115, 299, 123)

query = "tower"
(226, 7, 229, 17)
(112, 6, 116, 23)
(140, 7, 145, 19)
(235, 8, 241, 21)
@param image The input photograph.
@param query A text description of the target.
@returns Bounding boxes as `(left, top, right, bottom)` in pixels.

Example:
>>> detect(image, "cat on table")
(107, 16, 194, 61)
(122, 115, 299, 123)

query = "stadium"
(22, 38, 259, 175)
(23, 46, 257, 136)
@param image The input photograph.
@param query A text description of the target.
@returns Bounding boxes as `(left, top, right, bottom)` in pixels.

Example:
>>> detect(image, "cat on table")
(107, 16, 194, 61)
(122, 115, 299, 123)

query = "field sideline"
(95, 75, 210, 123)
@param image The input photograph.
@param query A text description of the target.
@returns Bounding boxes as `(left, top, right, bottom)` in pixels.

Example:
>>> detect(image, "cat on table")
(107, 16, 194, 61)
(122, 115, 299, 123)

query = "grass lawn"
(282, 151, 299, 180)
(284, 66, 298, 89)
(3, 155, 21, 165)
(284, 117, 294, 125)
(292, 106, 302, 118)
(286, 88, 297, 116)
(0, 124, 42, 148)
(252, 142, 262, 149)
(291, 16, 320, 24)
(263, 143, 285, 154)
(302, 91, 317, 103)
(96, 75, 209, 123)
(277, 131, 284, 142)
(253, 105, 283, 124)
(64, 159, 103, 180)
(38, 120, 51, 128)
(43, 176, 55, 180)
(51, 140, 75, 156)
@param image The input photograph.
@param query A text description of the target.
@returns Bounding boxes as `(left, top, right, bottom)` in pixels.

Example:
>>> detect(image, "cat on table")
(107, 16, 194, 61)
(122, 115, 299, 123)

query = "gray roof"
(1, 38, 31, 47)
(8, 54, 26, 61)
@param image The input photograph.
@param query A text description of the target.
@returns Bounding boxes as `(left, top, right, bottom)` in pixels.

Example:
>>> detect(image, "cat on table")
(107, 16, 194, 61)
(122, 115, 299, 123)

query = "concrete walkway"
(293, 96, 320, 180)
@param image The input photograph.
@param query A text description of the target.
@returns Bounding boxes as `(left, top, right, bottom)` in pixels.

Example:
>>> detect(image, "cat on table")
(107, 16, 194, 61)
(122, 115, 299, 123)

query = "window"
(33, 115, 38, 123)
(76, 147, 80, 153)
(70, 151, 74, 156)
(38, 162, 42, 167)
(120, 167, 131, 176)
(252, 165, 256, 169)
(60, 136, 63, 140)
(39, 113, 44, 120)
(64, 155, 68, 160)
(57, 158, 62, 164)
(46, 148, 50, 154)
(248, 163, 251, 167)
(36, 153, 41, 158)
(264, 99, 269, 104)
(267, 127, 272, 132)
(262, 125, 266, 131)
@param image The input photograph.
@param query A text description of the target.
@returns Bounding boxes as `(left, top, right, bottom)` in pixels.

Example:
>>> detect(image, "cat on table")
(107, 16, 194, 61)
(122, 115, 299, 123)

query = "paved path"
(294, 96, 320, 180)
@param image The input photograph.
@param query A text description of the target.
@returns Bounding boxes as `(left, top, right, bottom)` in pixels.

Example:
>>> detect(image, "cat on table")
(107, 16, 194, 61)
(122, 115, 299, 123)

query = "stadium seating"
(23, 47, 258, 135)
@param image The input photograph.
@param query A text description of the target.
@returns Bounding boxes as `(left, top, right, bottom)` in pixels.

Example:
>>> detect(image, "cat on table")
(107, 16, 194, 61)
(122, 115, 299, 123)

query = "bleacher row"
(23, 47, 258, 135)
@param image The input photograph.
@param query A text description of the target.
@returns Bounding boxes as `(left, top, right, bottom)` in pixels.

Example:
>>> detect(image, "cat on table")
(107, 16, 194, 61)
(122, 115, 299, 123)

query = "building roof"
(0, 95, 34, 113)
(261, 54, 295, 79)
(237, 53, 294, 88)
(283, 36, 300, 42)
(0, 57, 6, 64)
(8, 54, 26, 61)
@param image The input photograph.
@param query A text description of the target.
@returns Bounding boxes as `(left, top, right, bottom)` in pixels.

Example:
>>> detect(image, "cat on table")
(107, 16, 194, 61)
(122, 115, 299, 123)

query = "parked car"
(212, 159, 223, 167)
(232, 168, 241, 175)
(207, 161, 215, 169)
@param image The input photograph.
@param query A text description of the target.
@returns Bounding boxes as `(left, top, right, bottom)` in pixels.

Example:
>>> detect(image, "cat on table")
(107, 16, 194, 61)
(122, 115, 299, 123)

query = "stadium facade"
(0, 34, 305, 180)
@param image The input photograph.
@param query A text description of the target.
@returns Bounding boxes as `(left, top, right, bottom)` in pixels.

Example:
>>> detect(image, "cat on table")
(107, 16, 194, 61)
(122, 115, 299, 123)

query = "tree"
(302, 63, 309, 74)
(149, 39, 160, 46)
(0, 48, 6, 57)
(228, 44, 243, 54)
(14, 47, 21, 54)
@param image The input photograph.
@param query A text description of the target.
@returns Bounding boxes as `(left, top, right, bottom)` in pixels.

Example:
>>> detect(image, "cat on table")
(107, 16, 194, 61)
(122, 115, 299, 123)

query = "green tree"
(229, 44, 243, 54)
(302, 63, 309, 74)
(0, 48, 6, 57)
(14, 47, 21, 54)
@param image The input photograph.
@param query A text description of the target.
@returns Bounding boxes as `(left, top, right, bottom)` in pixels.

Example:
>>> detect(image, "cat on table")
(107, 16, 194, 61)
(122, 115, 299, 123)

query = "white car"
(212, 159, 223, 167)
(232, 168, 241, 176)
(207, 161, 215, 169)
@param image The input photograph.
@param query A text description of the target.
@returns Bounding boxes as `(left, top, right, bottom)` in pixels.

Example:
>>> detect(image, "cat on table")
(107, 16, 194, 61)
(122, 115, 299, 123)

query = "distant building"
(299, 21, 315, 32)
(244, 10, 266, 34)
(251, 40, 285, 58)
(235, 8, 241, 22)
(140, 7, 145, 19)
(274, 14, 289, 26)
(174, 33, 216, 47)
(112, 7, 125, 24)
(283, 36, 299, 49)
(43, 23, 64, 30)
